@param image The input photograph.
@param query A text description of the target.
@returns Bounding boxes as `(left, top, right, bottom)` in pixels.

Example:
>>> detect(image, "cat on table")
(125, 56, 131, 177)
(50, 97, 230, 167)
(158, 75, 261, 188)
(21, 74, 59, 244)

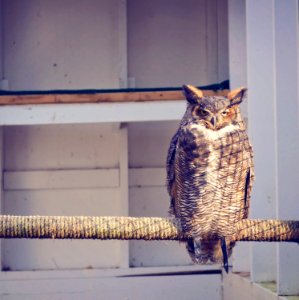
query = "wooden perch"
(0, 215, 298, 242)
(0, 89, 229, 106)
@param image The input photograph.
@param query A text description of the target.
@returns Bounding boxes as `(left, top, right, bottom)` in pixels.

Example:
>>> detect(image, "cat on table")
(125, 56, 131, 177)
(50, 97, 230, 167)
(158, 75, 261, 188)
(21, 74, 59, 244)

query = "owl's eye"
(197, 108, 209, 117)
(221, 109, 230, 116)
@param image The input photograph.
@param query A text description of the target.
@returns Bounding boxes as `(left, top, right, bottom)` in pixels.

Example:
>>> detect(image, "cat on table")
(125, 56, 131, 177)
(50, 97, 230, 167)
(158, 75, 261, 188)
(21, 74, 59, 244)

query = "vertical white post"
(0, 0, 8, 90)
(119, 123, 129, 268)
(217, 0, 228, 82)
(274, 0, 299, 295)
(228, 0, 250, 272)
(206, 0, 219, 84)
(0, 127, 3, 270)
(118, 0, 127, 89)
(0, 0, 3, 81)
(118, 0, 129, 268)
(228, 0, 247, 89)
(246, 0, 277, 282)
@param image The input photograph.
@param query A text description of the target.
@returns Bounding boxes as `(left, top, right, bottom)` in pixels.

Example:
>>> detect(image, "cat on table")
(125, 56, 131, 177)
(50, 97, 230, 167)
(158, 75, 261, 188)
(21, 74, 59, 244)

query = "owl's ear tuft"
(182, 84, 204, 104)
(228, 87, 247, 107)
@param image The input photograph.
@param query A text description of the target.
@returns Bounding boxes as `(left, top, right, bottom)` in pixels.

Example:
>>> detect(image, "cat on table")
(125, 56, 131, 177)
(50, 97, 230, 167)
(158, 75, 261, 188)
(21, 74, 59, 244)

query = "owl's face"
(182, 85, 247, 131)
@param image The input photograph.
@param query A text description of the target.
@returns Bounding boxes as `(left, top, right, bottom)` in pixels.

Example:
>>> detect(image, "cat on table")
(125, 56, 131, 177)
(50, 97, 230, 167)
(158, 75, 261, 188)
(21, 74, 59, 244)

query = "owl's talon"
(221, 237, 229, 273)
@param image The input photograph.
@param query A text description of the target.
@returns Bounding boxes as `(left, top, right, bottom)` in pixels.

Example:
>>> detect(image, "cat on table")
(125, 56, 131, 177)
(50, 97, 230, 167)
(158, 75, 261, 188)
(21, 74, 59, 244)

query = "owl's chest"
(179, 124, 244, 170)
(176, 124, 251, 207)
(176, 126, 251, 236)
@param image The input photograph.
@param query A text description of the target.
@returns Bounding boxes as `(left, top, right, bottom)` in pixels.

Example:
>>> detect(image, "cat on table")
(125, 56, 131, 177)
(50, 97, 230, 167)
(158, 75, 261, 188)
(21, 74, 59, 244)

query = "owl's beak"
(210, 116, 218, 128)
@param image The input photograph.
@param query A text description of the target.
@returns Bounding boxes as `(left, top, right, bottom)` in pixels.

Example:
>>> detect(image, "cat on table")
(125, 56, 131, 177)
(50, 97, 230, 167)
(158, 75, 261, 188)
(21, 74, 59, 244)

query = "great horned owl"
(167, 85, 254, 271)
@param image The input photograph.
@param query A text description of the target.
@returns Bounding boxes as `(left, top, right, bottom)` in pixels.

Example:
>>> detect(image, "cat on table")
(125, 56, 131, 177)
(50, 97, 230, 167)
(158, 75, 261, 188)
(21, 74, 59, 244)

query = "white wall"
(3, 124, 123, 271)
(2, 0, 228, 91)
(228, 0, 299, 297)
(0, 0, 3, 81)
(2, 0, 122, 90)
(128, 121, 192, 267)
(128, 0, 228, 88)
(0, 0, 228, 298)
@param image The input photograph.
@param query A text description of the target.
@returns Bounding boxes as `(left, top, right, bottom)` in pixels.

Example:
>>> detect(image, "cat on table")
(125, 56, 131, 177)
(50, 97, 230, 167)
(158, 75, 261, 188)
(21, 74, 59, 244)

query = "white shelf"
(0, 101, 185, 126)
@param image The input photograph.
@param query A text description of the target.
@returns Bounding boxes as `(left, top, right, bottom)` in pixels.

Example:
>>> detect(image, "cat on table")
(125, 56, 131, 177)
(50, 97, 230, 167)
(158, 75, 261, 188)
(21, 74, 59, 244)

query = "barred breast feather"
(167, 114, 254, 264)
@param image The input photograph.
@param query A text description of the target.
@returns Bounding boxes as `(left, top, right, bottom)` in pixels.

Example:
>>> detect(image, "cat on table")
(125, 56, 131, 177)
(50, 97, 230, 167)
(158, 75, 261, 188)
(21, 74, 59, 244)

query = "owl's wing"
(166, 130, 180, 215)
(243, 144, 255, 219)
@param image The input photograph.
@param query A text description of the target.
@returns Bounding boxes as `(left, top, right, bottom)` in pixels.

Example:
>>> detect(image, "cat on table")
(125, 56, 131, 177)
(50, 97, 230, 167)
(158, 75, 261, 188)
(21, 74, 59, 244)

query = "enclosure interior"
(0, 0, 229, 272)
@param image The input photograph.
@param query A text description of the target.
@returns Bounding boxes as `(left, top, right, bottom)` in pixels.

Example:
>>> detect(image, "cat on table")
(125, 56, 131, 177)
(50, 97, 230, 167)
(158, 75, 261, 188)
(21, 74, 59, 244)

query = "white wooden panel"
(119, 124, 129, 268)
(128, 0, 211, 87)
(0, 0, 3, 81)
(228, 0, 248, 119)
(228, 0, 247, 89)
(0, 101, 186, 125)
(4, 123, 120, 170)
(0, 127, 3, 270)
(228, 0, 250, 273)
(128, 121, 179, 168)
(217, 0, 229, 82)
(4, 169, 119, 190)
(3, 188, 122, 270)
(3, 0, 121, 90)
(129, 167, 165, 187)
(117, 0, 127, 88)
(223, 273, 288, 300)
(0, 265, 219, 280)
(246, 0, 277, 282)
(128, 121, 189, 267)
(274, 0, 299, 295)
(129, 186, 192, 267)
(206, 0, 219, 84)
(0, 273, 222, 300)
(4, 189, 122, 218)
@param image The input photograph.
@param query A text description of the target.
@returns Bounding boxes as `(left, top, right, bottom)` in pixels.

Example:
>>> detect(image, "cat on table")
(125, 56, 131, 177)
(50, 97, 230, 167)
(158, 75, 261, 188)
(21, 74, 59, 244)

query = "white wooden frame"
(229, 0, 299, 296)
(0, 101, 186, 125)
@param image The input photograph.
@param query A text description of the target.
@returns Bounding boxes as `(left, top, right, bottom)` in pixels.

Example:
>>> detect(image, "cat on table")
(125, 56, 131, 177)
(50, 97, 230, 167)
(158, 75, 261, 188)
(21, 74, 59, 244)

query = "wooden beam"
(0, 89, 229, 106)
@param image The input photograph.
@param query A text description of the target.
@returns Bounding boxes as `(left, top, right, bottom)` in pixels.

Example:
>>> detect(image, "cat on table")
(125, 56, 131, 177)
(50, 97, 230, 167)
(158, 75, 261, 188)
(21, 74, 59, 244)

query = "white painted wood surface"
(117, 0, 128, 88)
(206, 0, 219, 85)
(228, 0, 250, 273)
(129, 167, 165, 187)
(228, 0, 247, 90)
(128, 121, 179, 168)
(0, 101, 186, 125)
(3, 0, 121, 90)
(129, 185, 192, 267)
(0, 271, 222, 300)
(0, 127, 3, 270)
(0, 265, 219, 279)
(0, 0, 230, 298)
(246, 0, 277, 283)
(119, 124, 129, 268)
(4, 189, 122, 270)
(274, 0, 299, 295)
(223, 272, 290, 300)
(128, 120, 194, 267)
(217, 0, 229, 83)
(3, 123, 124, 271)
(4, 124, 120, 170)
(127, 0, 228, 88)
(4, 169, 119, 190)
(0, 0, 3, 81)
(228, 0, 264, 274)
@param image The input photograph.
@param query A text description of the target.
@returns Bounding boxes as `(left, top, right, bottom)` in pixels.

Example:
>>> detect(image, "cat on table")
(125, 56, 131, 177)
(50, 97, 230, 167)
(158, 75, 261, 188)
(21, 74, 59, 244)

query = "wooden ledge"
(0, 89, 229, 106)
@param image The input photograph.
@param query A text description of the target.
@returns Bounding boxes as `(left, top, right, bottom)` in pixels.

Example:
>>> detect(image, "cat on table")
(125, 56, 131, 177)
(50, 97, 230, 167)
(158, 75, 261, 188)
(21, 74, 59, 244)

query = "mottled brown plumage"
(166, 85, 254, 270)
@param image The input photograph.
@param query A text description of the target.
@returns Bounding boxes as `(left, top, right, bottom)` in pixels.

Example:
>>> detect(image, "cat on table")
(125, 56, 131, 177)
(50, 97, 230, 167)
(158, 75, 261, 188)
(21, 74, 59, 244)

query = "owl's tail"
(186, 238, 235, 272)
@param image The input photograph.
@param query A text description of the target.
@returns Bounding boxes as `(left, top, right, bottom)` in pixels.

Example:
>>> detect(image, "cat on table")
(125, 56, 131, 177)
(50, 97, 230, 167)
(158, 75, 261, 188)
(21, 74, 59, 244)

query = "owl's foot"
(221, 237, 229, 273)
(186, 238, 214, 264)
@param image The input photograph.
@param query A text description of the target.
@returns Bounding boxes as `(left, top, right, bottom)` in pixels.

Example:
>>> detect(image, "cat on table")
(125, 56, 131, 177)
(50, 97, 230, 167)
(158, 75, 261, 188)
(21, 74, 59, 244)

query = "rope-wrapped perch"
(0, 215, 298, 242)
